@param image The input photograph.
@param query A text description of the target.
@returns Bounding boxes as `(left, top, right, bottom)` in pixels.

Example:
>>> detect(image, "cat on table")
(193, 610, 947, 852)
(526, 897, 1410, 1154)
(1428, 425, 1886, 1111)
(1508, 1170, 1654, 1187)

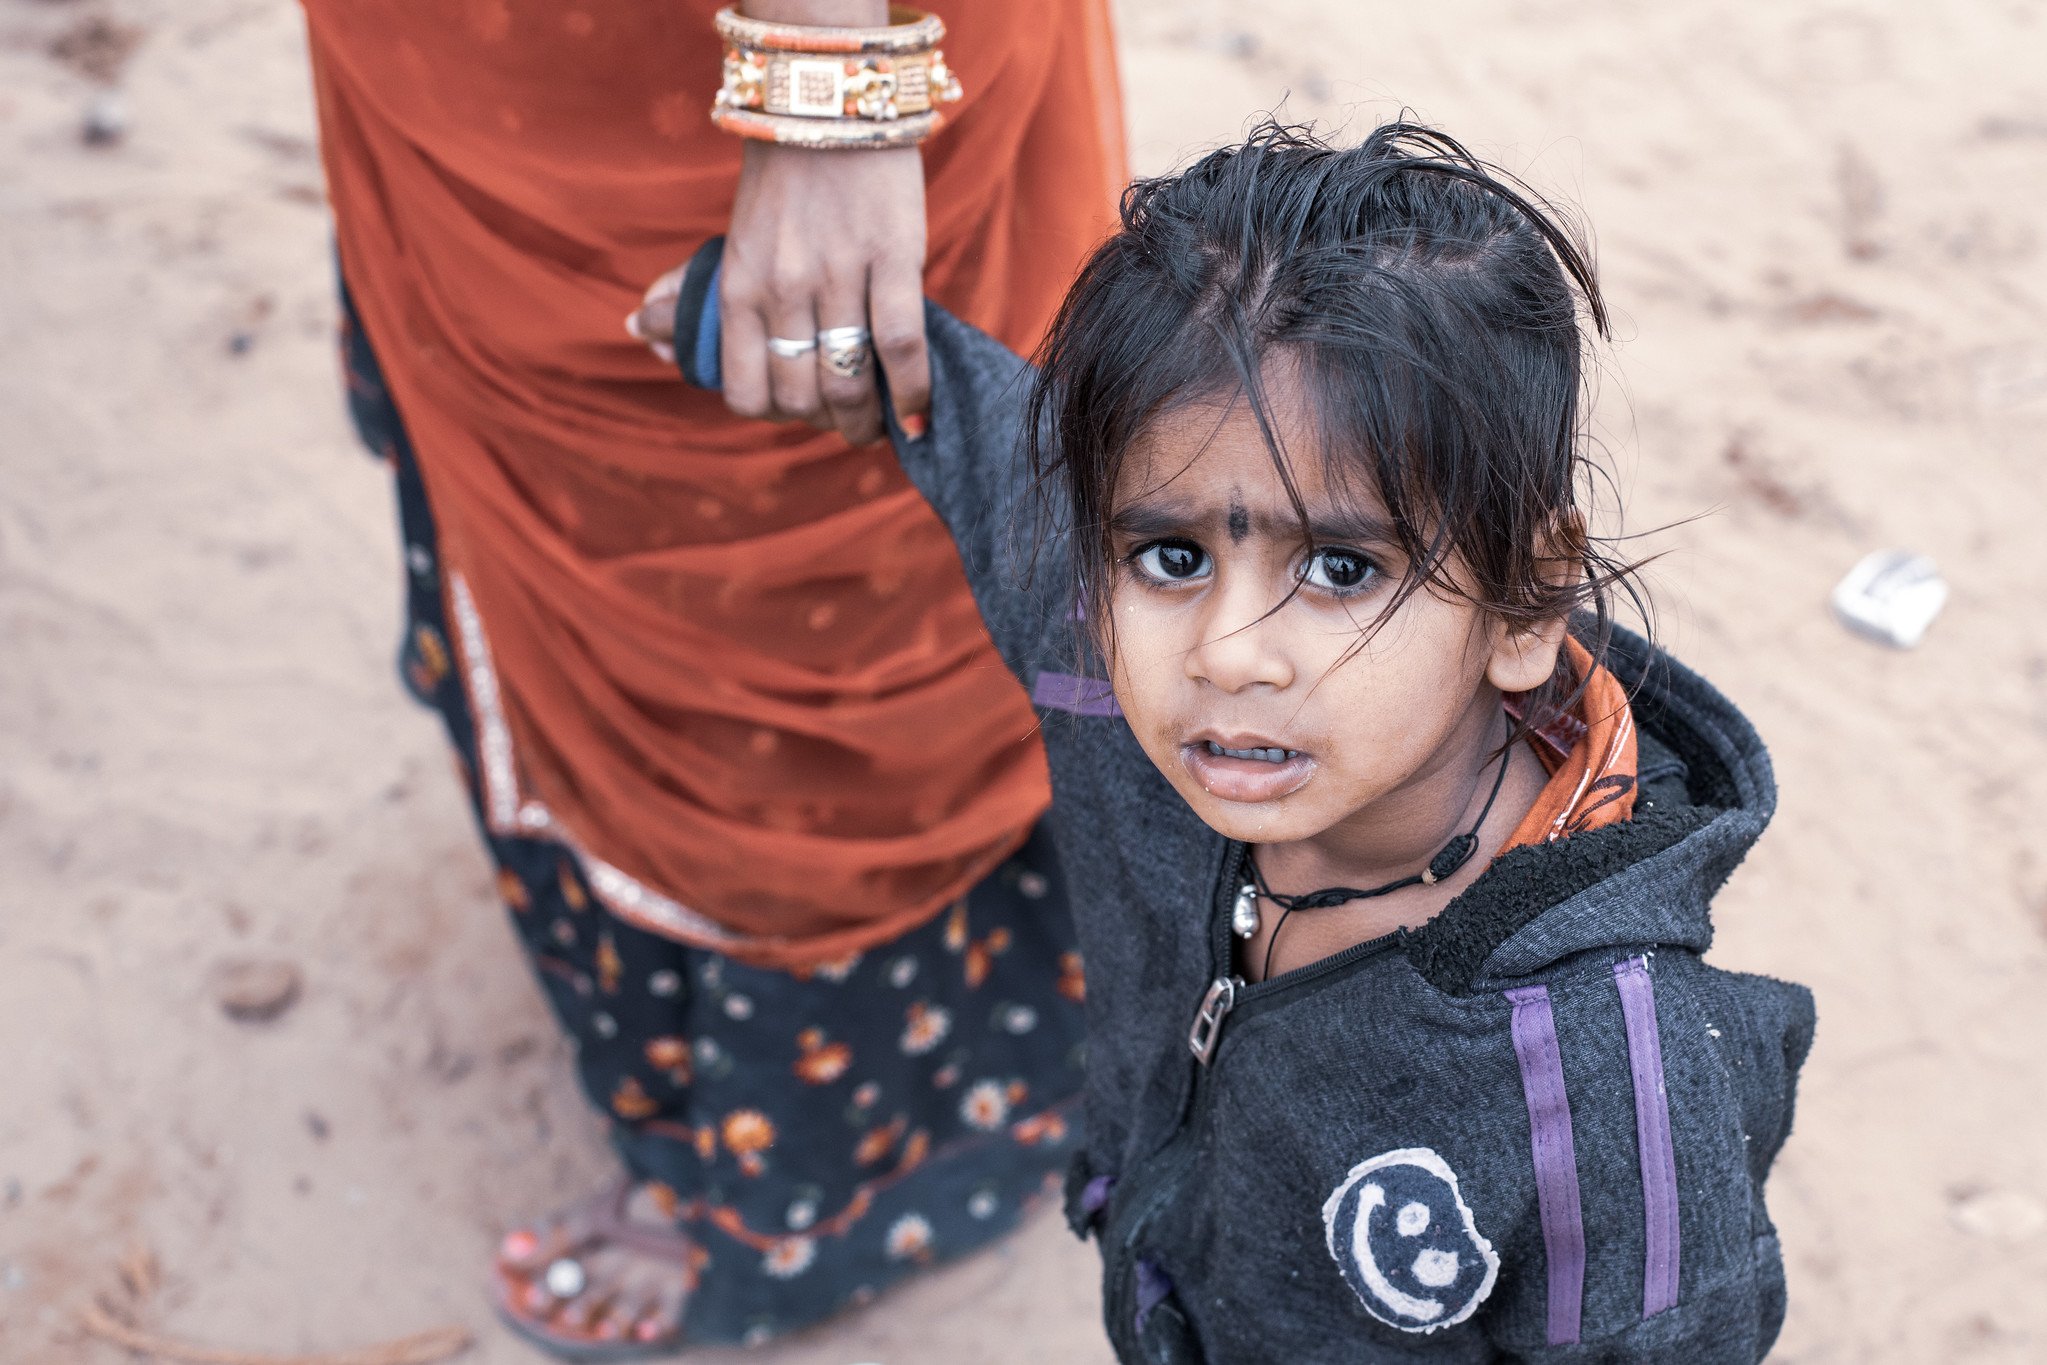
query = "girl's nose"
(1183, 581, 1294, 694)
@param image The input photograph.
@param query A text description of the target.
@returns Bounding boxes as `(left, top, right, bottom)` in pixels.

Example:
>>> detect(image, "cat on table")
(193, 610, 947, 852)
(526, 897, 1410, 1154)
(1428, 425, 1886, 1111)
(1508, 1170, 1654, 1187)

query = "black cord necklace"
(1242, 712, 1516, 982)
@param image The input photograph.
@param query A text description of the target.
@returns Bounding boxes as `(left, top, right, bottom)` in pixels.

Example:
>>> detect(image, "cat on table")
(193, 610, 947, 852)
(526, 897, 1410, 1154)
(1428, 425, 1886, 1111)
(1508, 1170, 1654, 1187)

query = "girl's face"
(1104, 387, 1560, 857)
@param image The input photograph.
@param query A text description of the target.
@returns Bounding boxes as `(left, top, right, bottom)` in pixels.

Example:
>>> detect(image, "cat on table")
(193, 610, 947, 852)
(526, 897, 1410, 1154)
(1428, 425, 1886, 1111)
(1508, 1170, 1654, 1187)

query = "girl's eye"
(1301, 548, 1376, 594)
(1133, 541, 1210, 583)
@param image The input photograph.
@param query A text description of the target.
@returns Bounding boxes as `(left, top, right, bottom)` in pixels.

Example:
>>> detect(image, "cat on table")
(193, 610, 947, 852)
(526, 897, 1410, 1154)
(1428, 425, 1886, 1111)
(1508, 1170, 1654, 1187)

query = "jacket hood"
(1405, 624, 1777, 994)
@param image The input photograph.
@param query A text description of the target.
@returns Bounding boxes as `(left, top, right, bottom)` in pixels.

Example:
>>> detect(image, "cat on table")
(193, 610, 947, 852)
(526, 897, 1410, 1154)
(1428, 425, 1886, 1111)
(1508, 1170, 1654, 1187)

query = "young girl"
(662, 118, 1813, 1362)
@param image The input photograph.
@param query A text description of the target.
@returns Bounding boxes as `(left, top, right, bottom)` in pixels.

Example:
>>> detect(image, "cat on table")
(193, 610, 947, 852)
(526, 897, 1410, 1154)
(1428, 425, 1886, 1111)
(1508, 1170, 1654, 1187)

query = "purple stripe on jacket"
(1614, 956, 1682, 1318)
(1505, 983, 1586, 1346)
(1031, 671, 1122, 717)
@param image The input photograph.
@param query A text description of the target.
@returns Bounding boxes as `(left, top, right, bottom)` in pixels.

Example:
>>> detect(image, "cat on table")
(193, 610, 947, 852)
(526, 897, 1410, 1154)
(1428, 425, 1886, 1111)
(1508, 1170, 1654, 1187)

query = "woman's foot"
(492, 1179, 698, 1360)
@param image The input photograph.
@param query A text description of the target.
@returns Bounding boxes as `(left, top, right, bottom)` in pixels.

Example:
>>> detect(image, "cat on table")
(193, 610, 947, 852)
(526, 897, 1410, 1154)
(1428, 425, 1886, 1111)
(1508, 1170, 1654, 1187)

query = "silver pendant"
(1231, 883, 1260, 939)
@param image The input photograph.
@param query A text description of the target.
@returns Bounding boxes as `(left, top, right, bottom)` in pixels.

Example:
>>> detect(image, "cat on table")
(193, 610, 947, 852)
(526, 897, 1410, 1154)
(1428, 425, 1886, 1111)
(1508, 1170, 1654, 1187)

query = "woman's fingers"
(765, 284, 824, 427)
(719, 264, 774, 421)
(817, 267, 883, 446)
(869, 252, 929, 434)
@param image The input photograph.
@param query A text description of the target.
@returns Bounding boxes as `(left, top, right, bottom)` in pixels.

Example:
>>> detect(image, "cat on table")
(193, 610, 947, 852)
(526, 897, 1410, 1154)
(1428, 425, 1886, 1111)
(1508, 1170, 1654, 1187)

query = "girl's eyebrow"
(1108, 503, 1195, 539)
(1111, 499, 1395, 545)
(1300, 508, 1397, 545)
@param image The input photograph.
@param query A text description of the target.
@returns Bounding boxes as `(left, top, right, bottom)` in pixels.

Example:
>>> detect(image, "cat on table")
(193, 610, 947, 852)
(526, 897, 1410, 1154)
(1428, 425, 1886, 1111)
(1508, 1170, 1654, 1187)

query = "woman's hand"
(717, 140, 930, 444)
(630, 140, 930, 446)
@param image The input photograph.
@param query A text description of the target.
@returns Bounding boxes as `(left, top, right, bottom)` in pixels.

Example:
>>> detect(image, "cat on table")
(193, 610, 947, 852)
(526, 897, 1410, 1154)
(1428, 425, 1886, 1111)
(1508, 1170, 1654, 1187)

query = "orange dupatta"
(1500, 638, 1639, 854)
(303, 0, 1127, 967)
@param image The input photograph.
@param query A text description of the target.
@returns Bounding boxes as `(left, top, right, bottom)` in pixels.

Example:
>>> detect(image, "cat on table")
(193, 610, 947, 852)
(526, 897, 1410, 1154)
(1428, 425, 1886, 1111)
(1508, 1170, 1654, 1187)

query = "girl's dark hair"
(1025, 117, 1648, 741)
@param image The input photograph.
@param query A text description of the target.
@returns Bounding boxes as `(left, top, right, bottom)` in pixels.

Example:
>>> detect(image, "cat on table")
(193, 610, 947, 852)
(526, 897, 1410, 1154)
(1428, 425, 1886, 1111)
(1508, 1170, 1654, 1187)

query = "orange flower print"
(611, 1077, 658, 1121)
(596, 934, 622, 995)
(558, 861, 587, 911)
(722, 1109, 776, 1177)
(963, 927, 1012, 989)
(932, 1062, 961, 1089)
(898, 1128, 930, 1172)
(794, 1028, 853, 1085)
(645, 1036, 692, 1086)
(885, 1212, 934, 1262)
(693, 1125, 717, 1162)
(1058, 951, 1087, 1003)
(943, 901, 969, 952)
(762, 1236, 816, 1279)
(960, 1080, 1009, 1132)
(496, 869, 530, 912)
(855, 1116, 906, 1167)
(408, 624, 450, 691)
(684, 1241, 712, 1292)
(1012, 1111, 1069, 1146)
(900, 1002, 951, 1056)
(1006, 1080, 1029, 1106)
(851, 1081, 882, 1111)
(645, 1181, 681, 1219)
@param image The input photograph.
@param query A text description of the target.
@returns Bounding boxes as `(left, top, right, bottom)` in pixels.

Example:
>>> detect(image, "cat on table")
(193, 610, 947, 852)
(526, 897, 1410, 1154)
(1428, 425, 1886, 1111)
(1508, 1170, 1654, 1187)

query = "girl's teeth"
(1205, 742, 1296, 763)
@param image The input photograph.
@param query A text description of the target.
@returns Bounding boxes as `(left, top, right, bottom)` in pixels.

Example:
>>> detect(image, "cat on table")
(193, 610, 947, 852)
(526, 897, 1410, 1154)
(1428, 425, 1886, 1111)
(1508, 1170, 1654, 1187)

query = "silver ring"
(818, 325, 874, 381)
(766, 335, 817, 359)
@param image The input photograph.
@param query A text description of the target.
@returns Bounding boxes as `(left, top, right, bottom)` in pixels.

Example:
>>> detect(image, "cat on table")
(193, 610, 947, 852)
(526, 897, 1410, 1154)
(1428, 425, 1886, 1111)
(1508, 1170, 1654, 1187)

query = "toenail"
(632, 1318, 666, 1343)
(501, 1230, 540, 1261)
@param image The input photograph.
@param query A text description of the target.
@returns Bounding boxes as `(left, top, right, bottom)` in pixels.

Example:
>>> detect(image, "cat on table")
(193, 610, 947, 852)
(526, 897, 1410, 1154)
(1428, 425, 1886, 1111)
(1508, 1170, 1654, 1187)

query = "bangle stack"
(710, 4, 962, 149)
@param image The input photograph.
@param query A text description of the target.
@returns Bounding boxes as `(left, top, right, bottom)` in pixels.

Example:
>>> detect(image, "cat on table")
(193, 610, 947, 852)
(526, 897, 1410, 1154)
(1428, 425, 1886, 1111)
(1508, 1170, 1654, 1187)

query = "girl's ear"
(1485, 612, 1571, 695)
(1484, 514, 1585, 695)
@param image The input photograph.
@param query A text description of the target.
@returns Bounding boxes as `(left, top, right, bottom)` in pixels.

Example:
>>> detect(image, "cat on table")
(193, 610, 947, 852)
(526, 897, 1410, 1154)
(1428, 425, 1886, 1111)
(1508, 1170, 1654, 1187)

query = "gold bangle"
(712, 4, 944, 56)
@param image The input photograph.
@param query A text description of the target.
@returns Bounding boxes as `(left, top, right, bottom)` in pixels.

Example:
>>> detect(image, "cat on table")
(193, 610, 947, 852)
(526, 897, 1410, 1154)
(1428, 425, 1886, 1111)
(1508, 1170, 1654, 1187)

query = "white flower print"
(900, 1002, 951, 1055)
(885, 1213, 933, 1260)
(763, 1237, 816, 1278)
(961, 1079, 1009, 1131)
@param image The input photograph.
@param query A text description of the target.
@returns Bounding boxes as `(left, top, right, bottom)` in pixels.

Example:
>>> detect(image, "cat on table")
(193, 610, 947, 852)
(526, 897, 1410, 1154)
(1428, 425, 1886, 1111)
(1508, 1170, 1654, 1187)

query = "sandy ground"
(4, 0, 2047, 1360)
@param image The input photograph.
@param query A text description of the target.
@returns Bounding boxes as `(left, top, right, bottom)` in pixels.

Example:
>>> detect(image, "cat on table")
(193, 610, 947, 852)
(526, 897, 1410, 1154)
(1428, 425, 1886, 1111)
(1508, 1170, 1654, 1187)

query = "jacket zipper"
(1186, 926, 1409, 1062)
(1111, 845, 1406, 1354)
(1189, 843, 1410, 1066)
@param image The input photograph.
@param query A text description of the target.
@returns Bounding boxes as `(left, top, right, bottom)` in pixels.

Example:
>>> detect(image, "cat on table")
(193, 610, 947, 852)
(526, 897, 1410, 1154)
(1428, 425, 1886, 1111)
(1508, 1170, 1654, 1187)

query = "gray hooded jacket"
(676, 249, 1816, 1363)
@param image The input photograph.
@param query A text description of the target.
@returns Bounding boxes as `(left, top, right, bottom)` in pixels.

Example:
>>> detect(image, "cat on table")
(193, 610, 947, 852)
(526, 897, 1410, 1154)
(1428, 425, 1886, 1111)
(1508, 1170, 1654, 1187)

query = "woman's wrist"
(740, 0, 889, 26)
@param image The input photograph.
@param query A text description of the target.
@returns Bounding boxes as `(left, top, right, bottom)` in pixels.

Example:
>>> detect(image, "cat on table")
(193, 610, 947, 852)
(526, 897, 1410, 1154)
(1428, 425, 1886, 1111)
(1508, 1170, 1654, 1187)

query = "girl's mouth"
(1181, 738, 1316, 804)
(1202, 741, 1299, 763)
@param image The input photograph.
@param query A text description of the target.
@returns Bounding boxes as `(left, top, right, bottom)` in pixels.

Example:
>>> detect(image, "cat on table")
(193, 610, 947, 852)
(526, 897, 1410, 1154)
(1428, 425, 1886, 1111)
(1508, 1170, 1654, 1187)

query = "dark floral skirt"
(339, 287, 1087, 1348)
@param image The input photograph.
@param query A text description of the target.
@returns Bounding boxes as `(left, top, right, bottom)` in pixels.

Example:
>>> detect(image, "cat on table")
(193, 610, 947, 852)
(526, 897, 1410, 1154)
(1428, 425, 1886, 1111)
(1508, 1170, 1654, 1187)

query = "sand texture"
(4, 0, 2047, 1360)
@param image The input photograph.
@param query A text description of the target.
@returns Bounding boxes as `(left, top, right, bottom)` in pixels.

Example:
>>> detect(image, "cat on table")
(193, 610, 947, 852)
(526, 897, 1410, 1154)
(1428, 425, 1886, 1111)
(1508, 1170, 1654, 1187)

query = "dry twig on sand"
(79, 1302, 472, 1365)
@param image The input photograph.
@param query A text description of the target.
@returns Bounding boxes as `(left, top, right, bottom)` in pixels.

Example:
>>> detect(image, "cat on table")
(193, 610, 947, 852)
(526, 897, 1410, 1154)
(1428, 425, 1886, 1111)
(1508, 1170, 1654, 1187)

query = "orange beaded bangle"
(710, 5, 962, 148)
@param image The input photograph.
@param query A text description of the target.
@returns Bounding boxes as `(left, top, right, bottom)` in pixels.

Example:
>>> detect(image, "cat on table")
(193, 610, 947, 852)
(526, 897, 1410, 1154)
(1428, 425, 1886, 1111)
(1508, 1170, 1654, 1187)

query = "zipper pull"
(1188, 975, 1242, 1065)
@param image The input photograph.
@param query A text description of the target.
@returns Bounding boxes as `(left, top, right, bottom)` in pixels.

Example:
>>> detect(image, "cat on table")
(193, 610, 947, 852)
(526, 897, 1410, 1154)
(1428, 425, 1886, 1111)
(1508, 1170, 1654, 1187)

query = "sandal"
(491, 1177, 698, 1362)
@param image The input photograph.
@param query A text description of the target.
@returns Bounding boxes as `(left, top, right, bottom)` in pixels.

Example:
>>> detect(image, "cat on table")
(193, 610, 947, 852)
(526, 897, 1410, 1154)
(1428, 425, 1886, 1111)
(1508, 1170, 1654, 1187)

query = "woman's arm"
(713, 0, 931, 445)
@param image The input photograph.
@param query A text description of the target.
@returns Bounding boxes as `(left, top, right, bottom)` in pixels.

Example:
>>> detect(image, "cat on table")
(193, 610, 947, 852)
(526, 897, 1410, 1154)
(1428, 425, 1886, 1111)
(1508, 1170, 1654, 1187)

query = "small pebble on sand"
(214, 958, 303, 1023)
(81, 91, 126, 146)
